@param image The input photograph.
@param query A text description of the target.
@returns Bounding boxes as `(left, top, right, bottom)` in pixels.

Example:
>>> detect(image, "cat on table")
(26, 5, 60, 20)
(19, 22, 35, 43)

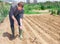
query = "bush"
(57, 9, 60, 15)
(49, 9, 60, 15)
(0, 2, 10, 23)
(49, 9, 56, 15)
(40, 5, 45, 10)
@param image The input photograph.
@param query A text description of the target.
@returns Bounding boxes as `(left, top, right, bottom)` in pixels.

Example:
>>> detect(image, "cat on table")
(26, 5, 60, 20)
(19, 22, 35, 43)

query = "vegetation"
(24, 1, 60, 15)
(0, 1, 60, 23)
(0, 1, 10, 23)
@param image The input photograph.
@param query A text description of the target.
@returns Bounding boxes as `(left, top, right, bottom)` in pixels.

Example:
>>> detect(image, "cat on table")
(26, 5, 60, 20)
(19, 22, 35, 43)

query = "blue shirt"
(9, 5, 24, 18)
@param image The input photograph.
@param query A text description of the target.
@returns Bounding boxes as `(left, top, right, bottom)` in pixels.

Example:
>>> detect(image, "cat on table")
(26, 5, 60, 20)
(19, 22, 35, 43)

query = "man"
(9, 2, 24, 39)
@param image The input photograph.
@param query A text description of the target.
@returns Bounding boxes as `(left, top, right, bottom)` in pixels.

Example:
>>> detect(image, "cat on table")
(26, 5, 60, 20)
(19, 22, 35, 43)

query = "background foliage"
(0, 1, 60, 23)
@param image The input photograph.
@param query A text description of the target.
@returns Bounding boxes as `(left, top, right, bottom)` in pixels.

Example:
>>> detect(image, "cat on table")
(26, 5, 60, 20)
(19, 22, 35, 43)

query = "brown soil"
(0, 14, 60, 44)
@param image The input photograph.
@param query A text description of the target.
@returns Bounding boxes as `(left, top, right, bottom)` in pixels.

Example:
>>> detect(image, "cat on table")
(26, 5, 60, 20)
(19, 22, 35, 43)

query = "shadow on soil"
(3, 32, 18, 40)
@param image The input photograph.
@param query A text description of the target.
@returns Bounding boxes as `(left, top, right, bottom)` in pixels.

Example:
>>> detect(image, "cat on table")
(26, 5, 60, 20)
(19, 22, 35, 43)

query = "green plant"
(0, 2, 10, 23)
(57, 9, 60, 15)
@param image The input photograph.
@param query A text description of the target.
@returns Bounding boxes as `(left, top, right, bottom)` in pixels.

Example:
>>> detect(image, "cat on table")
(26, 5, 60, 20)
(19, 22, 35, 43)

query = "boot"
(19, 29, 23, 39)
(11, 27, 15, 38)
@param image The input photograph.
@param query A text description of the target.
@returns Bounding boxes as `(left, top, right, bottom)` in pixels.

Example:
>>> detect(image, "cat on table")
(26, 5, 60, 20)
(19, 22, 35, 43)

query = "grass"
(24, 10, 41, 14)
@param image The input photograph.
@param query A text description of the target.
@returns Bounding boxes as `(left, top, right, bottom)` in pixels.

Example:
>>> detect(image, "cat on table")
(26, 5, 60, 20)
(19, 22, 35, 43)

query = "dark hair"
(18, 2, 24, 8)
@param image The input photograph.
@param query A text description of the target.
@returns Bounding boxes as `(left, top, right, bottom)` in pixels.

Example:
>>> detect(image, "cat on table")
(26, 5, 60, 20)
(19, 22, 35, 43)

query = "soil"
(0, 14, 60, 44)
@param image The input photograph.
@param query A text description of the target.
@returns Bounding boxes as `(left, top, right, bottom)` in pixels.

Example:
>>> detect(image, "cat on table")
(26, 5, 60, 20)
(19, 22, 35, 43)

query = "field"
(0, 1, 60, 44)
(0, 14, 60, 44)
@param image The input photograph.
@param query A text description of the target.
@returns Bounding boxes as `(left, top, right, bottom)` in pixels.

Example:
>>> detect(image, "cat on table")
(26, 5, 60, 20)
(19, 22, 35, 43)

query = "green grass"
(24, 10, 41, 14)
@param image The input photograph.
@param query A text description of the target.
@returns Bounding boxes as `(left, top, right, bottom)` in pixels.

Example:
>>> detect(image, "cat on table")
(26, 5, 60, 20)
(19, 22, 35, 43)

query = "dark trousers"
(9, 15, 21, 36)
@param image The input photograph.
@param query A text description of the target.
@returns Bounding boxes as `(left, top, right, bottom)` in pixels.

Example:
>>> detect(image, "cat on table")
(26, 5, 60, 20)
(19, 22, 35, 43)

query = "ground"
(0, 14, 60, 44)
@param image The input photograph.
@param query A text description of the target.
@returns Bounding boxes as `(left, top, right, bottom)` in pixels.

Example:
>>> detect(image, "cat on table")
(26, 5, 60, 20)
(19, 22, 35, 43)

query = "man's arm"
(20, 10, 24, 26)
(9, 6, 16, 21)
(9, 6, 18, 25)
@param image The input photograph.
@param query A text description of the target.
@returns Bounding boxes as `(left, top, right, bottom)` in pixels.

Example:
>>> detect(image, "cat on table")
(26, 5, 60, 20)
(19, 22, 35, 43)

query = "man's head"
(17, 2, 24, 10)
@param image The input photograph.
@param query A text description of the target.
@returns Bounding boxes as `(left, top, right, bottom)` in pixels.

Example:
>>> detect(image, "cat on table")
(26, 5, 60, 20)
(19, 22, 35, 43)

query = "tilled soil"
(0, 14, 60, 44)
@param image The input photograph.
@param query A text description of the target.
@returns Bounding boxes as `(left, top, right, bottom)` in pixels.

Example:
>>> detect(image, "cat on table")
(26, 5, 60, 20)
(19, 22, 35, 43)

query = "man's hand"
(20, 26, 23, 29)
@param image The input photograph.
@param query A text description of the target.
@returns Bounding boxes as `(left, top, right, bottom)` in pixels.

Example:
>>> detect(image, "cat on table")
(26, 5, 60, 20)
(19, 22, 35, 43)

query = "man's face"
(17, 6, 23, 10)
